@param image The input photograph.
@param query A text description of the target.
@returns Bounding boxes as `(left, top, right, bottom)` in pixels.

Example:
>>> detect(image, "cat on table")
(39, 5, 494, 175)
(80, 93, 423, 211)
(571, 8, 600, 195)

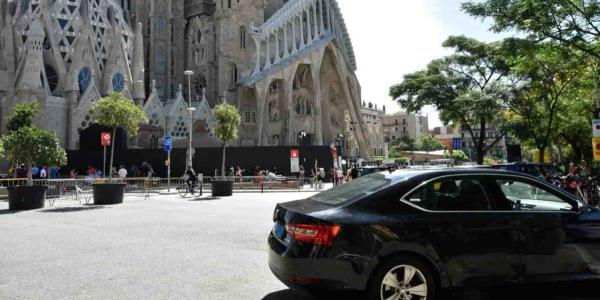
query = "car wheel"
(368, 256, 436, 300)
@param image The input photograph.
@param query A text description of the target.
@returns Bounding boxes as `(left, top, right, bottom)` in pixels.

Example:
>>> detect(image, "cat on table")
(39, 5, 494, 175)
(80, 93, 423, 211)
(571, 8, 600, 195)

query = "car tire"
(368, 255, 437, 300)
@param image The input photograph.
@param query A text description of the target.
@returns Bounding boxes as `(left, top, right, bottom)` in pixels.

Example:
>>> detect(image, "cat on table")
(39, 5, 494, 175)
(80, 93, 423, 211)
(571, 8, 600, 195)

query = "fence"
(0, 175, 313, 206)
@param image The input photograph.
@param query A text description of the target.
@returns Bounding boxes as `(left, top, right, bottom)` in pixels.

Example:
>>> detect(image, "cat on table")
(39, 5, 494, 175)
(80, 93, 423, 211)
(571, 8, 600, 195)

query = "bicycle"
(177, 181, 202, 198)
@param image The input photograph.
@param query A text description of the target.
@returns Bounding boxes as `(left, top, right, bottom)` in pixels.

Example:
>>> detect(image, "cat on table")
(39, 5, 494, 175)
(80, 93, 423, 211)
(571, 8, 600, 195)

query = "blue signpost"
(164, 136, 173, 192)
(453, 138, 462, 151)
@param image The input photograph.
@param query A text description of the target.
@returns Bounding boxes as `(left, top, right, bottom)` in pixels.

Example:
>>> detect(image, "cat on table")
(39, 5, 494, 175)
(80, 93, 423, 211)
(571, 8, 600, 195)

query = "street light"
(298, 131, 307, 146)
(184, 70, 196, 171)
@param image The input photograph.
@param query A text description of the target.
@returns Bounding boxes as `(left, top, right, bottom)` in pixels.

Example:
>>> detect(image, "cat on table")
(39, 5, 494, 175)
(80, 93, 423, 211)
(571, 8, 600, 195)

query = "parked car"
(491, 163, 563, 178)
(268, 168, 598, 299)
(358, 165, 391, 177)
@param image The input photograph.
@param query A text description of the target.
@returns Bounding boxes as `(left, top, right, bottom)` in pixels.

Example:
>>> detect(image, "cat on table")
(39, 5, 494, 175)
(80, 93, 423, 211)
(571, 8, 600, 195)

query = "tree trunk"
(477, 149, 485, 165)
(109, 127, 116, 180)
(221, 143, 226, 178)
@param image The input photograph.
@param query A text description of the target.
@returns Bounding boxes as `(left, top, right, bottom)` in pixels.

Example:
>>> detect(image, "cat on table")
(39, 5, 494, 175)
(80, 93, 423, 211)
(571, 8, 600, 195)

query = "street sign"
(594, 138, 600, 160)
(453, 138, 462, 150)
(290, 149, 300, 173)
(164, 136, 173, 152)
(101, 132, 111, 146)
(593, 120, 600, 137)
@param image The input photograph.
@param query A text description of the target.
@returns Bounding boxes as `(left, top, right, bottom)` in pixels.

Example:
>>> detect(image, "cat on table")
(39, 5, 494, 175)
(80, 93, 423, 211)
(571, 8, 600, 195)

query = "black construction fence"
(66, 146, 336, 178)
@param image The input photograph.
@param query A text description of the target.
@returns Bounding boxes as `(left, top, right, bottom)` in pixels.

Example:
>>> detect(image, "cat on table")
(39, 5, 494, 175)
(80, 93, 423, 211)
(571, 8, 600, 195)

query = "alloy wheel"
(380, 264, 428, 300)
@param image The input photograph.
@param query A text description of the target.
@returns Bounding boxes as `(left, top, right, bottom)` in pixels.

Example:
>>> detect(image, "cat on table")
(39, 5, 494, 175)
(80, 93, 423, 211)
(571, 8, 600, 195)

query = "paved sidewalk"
(1, 191, 599, 300)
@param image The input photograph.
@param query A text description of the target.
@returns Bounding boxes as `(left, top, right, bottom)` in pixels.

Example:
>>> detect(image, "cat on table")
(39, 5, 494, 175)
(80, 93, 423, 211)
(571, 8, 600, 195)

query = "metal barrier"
(0, 176, 312, 206)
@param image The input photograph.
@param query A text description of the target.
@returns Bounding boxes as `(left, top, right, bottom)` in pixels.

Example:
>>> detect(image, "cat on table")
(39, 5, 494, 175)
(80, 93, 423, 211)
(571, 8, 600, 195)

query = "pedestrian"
(31, 165, 40, 179)
(351, 165, 359, 179)
(336, 167, 344, 185)
(69, 169, 78, 179)
(563, 162, 581, 198)
(331, 168, 337, 186)
(298, 166, 305, 188)
(39, 166, 47, 179)
(118, 165, 128, 179)
(49, 166, 59, 178)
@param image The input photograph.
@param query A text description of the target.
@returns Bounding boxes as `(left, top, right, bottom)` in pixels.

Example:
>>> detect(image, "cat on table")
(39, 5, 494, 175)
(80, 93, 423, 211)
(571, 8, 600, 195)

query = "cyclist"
(185, 167, 198, 193)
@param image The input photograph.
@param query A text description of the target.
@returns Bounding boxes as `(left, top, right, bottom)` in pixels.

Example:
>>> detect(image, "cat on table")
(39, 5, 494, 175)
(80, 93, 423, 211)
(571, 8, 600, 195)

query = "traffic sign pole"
(103, 145, 106, 178)
(164, 136, 173, 192)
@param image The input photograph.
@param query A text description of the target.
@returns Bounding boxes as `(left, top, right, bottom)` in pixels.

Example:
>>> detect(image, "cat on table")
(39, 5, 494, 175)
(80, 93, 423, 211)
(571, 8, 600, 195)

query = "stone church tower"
(0, 0, 145, 150)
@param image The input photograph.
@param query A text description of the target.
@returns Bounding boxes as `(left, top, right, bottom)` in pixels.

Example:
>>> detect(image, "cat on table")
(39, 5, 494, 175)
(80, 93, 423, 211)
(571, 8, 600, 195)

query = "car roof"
(383, 167, 535, 184)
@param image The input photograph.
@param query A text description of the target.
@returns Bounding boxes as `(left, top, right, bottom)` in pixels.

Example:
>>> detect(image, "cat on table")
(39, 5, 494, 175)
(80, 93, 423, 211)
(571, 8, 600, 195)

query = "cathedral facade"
(0, 0, 371, 158)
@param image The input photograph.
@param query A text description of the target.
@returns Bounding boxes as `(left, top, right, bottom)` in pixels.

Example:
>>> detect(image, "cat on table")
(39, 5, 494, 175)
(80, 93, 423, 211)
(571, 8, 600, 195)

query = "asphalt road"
(1, 191, 598, 300)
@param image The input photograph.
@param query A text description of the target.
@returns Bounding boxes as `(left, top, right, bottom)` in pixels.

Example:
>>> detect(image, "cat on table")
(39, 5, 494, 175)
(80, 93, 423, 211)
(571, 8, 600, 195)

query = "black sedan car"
(268, 168, 600, 299)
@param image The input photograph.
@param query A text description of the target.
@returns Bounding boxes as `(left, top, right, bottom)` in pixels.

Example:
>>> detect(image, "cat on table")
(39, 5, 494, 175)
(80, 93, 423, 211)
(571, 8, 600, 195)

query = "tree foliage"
(419, 136, 445, 152)
(444, 150, 469, 161)
(0, 103, 66, 184)
(390, 36, 513, 164)
(502, 39, 587, 162)
(6, 102, 38, 132)
(214, 103, 241, 145)
(90, 92, 147, 179)
(463, 0, 600, 60)
(214, 103, 241, 177)
(90, 92, 148, 137)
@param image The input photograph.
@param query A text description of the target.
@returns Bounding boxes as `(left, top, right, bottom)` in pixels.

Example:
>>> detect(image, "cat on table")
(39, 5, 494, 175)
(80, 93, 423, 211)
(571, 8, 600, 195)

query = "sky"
(336, 0, 509, 129)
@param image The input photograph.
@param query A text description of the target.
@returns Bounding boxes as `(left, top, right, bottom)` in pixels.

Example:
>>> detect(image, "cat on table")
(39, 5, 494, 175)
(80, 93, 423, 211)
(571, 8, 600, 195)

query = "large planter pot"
(8, 185, 48, 211)
(92, 183, 126, 205)
(211, 180, 233, 197)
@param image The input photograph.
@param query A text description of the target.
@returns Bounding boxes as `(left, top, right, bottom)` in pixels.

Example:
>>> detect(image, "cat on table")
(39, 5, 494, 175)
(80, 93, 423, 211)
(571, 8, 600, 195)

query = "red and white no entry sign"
(101, 132, 111, 146)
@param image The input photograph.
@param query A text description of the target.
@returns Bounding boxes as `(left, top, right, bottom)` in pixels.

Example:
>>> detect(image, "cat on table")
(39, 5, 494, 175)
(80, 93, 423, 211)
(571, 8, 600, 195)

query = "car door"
(395, 175, 522, 287)
(496, 176, 600, 280)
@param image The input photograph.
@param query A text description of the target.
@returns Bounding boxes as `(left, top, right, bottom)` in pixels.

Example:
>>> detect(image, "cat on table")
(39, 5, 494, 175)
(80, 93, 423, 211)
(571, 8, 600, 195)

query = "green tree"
(418, 135, 445, 152)
(502, 39, 587, 163)
(390, 36, 512, 164)
(462, 0, 600, 60)
(6, 102, 38, 132)
(214, 103, 241, 178)
(444, 150, 469, 161)
(91, 92, 148, 179)
(1, 104, 66, 185)
(390, 135, 417, 151)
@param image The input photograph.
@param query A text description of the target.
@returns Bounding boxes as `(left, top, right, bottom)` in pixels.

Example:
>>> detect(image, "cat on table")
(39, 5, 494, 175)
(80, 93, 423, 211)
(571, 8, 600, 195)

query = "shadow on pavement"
(39, 205, 106, 213)
(0, 209, 19, 215)
(188, 196, 221, 202)
(263, 281, 600, 300)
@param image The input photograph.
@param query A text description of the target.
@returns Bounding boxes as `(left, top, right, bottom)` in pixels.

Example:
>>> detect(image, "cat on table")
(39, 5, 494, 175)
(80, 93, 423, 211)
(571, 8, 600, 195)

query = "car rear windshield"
(308, 173, 392, 205)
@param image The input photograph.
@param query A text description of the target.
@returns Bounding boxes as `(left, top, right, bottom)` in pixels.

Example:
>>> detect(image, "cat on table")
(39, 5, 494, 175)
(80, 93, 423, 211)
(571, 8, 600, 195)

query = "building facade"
(460, 127, 508, 162)
(383, 112, 429, 144)
(360, 102, 385, 158)
(0, 0, 372, 157)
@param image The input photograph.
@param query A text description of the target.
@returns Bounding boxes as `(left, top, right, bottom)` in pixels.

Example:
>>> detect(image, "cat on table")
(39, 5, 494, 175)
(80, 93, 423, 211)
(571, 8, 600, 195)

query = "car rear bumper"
(268, 248, 369, 291)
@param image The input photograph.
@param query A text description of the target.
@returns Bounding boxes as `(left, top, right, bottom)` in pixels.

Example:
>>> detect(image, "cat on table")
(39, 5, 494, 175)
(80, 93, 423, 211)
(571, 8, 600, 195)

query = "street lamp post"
(184, 70, 196, 171)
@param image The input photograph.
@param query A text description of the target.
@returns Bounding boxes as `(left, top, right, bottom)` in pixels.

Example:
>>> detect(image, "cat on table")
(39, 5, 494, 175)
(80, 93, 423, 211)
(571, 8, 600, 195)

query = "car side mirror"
(515, 200, 522, 211)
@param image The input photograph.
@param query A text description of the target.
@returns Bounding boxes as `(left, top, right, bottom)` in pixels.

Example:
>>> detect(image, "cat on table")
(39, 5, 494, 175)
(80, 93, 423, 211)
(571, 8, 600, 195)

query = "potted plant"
(212, 103, 241, 197)
(90, 92, 148, 205)
(1, 103, 67, 210)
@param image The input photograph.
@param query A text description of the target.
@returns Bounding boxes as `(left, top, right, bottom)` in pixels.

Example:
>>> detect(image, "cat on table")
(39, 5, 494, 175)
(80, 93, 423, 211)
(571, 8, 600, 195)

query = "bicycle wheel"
(191, 184, 202, 197)
(177, 185, 188, 197)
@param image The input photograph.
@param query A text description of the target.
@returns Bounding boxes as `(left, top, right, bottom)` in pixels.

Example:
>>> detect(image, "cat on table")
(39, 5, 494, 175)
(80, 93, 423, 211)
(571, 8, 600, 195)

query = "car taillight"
(285, 223, 341, 246)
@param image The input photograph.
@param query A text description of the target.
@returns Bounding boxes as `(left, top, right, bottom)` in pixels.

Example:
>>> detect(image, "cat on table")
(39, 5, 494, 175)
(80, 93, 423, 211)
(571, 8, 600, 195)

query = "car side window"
(496, 179, 572, 211)
(405, 177, 493, 211)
